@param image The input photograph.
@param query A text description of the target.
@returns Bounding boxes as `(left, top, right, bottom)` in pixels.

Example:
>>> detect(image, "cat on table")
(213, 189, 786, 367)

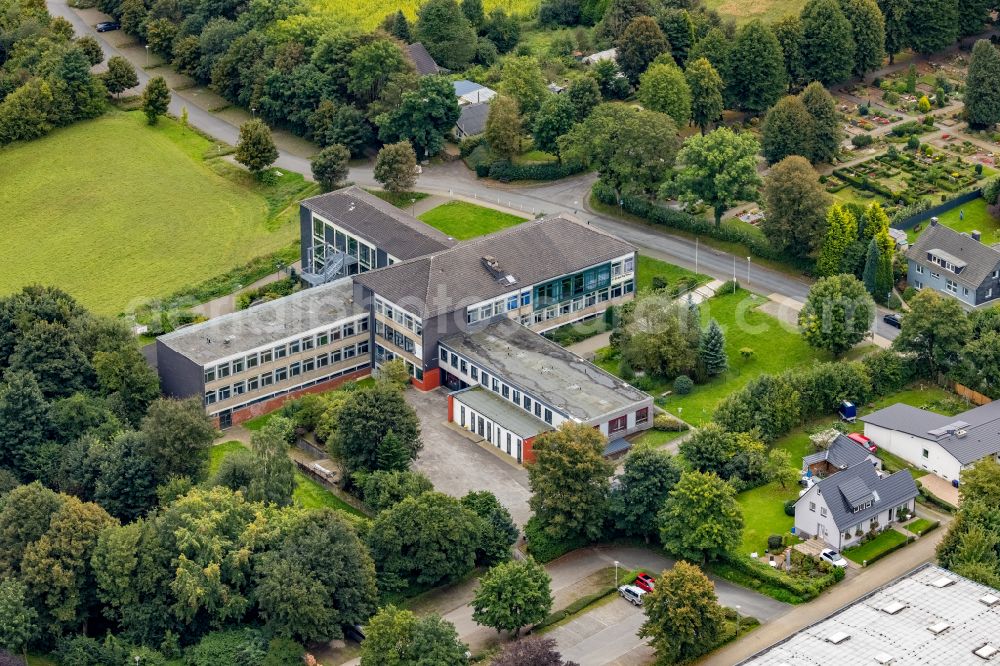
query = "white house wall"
(863, 424, 963, 481)
(795, 485, 843, 549)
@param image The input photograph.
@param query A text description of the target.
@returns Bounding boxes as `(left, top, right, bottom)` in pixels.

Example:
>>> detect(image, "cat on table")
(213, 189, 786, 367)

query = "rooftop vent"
(928, 622, 951, 635)
(931, 576, 955, 588)
(957, 429, 968, 438)
(881, 601, 907, 615)
(874, 653, 895, 665)
(481, 255, 517, 286)
(974, 645, 999, 660)
(347, 202, 355, 212)
(826, 632, 851, 645)
(980, 594, 1000, 607)
(972, 230, 982, 242)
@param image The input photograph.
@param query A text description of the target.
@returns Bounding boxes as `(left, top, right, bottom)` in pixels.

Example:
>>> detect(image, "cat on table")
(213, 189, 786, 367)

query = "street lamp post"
(746, 257, 751, 288)
(144, 44, 149, 67)
(736, 605, 741, 637)
(614, 560, 620, 588)
(411, 198, 417, 216)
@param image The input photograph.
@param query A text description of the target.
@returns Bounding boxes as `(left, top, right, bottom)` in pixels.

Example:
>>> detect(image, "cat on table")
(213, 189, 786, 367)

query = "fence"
(892, 190, 983, 230)
(953, 381, 993, 406)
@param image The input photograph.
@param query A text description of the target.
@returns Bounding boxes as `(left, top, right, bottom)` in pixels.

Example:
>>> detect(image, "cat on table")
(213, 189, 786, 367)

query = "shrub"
(525, 515, 587, 563)
(851, 134, 874, 148)
(902, 285, 917, 301)
(783, 499, 796, 516)
(673, 375, 694, 395)
(710, 553, 843, 604)
(718, 280, 740, 294)
(653, 413, 688, 431)
(459, 134, 486, 157)
(484, 160, 585, 182)
(185, 629, 266, 666)
(887, 293, 902, 309)
(767, 534, 784, 551)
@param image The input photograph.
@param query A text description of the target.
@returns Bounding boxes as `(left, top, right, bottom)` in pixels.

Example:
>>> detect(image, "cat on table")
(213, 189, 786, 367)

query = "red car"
(634, 572, 655, 593)
(848, 432, 878, 453)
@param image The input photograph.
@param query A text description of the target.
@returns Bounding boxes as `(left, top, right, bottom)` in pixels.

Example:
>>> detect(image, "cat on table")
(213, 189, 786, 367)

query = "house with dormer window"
(794, 462, 917, 550)
(906, 219, 1000, 307)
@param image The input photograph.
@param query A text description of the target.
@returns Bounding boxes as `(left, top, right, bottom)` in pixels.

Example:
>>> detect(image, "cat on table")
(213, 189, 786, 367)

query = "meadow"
(314, 0, 539, 29)
(702, 0, 806, 24)
(0, 110, 306, 314)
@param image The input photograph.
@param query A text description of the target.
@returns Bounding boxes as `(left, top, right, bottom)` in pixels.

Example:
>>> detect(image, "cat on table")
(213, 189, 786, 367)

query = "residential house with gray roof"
(802, 433, 881, 478)
(907, 220, 1000, 307)
(405, 43, 442, 76)
(455, 102, 489, 139)
(794, 461, 917, 550)
(863, 399, 1000, 483)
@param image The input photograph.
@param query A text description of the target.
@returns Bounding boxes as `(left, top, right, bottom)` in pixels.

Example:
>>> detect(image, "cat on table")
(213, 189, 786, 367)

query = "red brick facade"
(211, 368, 371, 428)
(411, 367, 441, 392)
(522, 436, 535, 464)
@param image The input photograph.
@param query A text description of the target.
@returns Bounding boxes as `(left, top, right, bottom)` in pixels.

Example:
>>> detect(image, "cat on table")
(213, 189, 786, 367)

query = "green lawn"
(417, 200, 528, 240)
(906, 518, 936, 535)
(911, 198, 1000, 244)
(208, 440, 367, 517)
(664, 290, 829, 426)
(630, 428, 687, 451)
(243, 412, 277, 431)
(843, 529, 908, 564)
(636, 255, 711, 294)
(736, 480, 800, 556)
(367, 189, 429, 209)
(703, 0, 805, 24)
(0, 110, 305, 314)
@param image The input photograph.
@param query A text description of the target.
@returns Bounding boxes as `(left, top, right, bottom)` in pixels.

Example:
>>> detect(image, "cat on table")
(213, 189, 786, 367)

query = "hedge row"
(853, 534, 915, 567)
(916, 481, 958, 513)
(476, 159, 585, 182)
(591, 180, 805, 267)
(525, 516, 589, 563)
(711, 554, 844, 604)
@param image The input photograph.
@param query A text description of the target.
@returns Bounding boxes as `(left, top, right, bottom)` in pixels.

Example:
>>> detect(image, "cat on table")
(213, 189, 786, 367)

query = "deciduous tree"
(0, 580, 36, 659)
(878, 0, 910, 63)
(659, 470, 743, 562)
(472, 558, 552, 636)
(367, 492, 482, 590)
(726, 20, 786, 113)
(801, 0, 855, 84)
(639, 562, 725, 664)
(331, 381, 421, 475)
(840, 0, 886, 76)
(798, 274, 875, 356)
(309, 102, 373, 156)
(610, 448, 681, 540)
(94, 431, 159, 522)
(416, 0, 477, 69)
(685, 57, 724, 134)
(485, 95, 522, 159)
(800, 81, 842, 163)
(376, 75, 459, 158)
(960, 0, 991, 37)
(0, 370, 49, 477)
(638, 61, 691, 127)
(761, 156, 831, 258)
(907, 0, 959, 54)
(361, 606, 468, 666)
(533, 95, 577, 156)
(0, 483, 64, 577)
(669, 127, 761, 227)
(141, 76, 170, 124)
(141, 397, 215, 483)
(235, 119, 278, 177)
(892, 289, 972, 375)
(9, 321, 91, 399)
(246, 417, 295, 507)
(357, 470, 433, 513)
(311, 144, 350, 191)
(462, 490, 518, 565)
(598, 0, 654, 41)
(958, 331, 1000, 399)
(767, 449, 798, 489)
(499, 56, 548, 119)
(773, 15, 806, 90)
(490, 636, 578, 666)
(566, 76, 600, 120)
(616, 16, 670, 84)
(92, 346, 159, 426)
(762, 95, 814, 164)
(528, 422, 614, 543)
(965, 40, 1000, 130)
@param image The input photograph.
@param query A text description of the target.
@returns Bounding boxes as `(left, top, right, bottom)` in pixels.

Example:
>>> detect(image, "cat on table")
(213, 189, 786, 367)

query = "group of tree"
(610, 290, 729, 384)
(938, 458, 1000, 587)
(0, 4, 110, 145)
(762, 82, 842, 165)
(894, 289, 1000, 396)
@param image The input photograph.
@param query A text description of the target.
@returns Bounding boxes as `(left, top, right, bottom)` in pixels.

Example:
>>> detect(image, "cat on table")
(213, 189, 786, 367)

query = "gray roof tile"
(802, 435, 872, 470)
(808, 463, 917, 531)
(456, 102, 489, 136)
(354, 215, 636, 318)
(864, 401, 1000, 465)
(406, 42, 440, 75)
(907, 223, 1000, 288)
(301, 186, 456, 261)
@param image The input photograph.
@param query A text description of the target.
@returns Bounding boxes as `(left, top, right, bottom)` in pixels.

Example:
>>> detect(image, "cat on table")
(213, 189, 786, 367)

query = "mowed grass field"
(703, 0, 806, 23)
(315, 0, 538, 28)
(0, 110, 300, 314)
(418, 200, 529, 239)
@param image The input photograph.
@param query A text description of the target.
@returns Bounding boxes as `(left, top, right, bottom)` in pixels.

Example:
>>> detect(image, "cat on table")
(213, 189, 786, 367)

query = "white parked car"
(618, 584, 646, 606)
(820, 548, 848, 568)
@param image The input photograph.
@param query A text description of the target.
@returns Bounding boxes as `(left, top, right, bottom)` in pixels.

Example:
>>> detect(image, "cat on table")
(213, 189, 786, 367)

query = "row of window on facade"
(206, 361, 370, 416)
(312, 218, 384, 273)
(204, 340, 370, 405)
(467, 280, 634, 325)
(374, 344, 424, 381)
(441, 347, 557, 425)
(458, 405, 523, 461)
(203, 319, 368, 384)
(374, 320, 418, 355)
(374, 297, 422, 334)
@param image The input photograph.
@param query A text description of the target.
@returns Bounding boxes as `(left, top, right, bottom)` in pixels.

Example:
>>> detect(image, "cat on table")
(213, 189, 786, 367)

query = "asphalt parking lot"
(549, 595, 653, 666)
(405, 387, 532, 527)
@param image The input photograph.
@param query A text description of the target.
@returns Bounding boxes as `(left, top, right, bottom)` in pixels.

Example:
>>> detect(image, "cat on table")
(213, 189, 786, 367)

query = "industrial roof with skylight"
(739, 564, 1000, 665)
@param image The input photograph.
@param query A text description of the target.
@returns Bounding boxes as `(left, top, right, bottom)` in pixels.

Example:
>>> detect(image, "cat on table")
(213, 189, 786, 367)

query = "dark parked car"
(96, 21, 120, 32)
(883, 313, 903, 329)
